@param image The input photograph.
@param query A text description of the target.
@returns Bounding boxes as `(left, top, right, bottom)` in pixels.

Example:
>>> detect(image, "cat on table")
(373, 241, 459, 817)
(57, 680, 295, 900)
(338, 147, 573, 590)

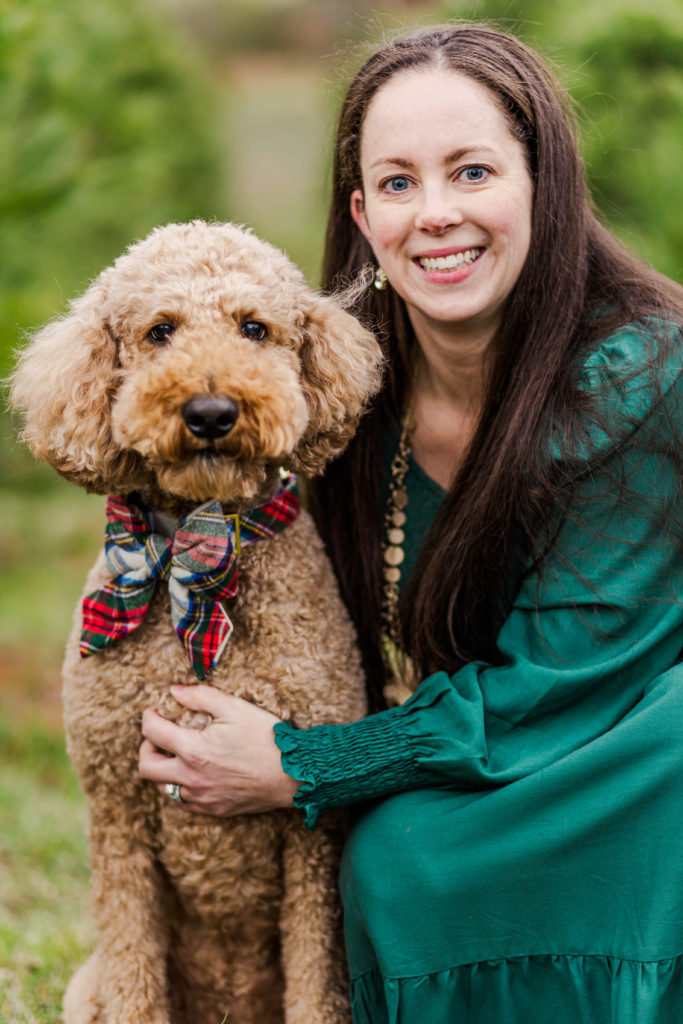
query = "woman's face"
(351, 69, 533, 342)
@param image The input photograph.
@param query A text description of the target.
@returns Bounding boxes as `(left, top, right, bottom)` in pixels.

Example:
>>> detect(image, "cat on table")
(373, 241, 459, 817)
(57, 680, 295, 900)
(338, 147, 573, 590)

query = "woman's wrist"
(275, 763, 303, 807)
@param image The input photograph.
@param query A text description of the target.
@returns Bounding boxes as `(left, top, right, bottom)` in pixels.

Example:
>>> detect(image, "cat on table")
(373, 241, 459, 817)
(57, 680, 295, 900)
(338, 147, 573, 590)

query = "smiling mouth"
(417, 248, 484, 272)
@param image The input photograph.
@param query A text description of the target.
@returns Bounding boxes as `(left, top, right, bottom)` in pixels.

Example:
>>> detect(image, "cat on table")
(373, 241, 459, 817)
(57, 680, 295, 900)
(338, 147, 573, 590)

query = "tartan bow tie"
(80, 474, 300, 679)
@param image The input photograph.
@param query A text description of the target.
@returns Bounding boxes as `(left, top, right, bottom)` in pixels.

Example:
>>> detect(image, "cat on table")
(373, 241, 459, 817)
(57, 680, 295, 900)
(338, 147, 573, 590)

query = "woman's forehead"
(359, 70, 522, 166)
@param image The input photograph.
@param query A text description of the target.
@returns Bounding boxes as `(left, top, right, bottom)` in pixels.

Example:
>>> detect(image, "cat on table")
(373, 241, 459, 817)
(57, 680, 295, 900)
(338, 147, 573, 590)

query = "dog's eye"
(240, 320, 268, 344)
(147, 323, 176, 345)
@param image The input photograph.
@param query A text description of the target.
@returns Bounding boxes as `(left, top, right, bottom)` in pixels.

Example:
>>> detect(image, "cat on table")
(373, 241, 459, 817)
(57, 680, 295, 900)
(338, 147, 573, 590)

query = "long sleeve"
(276, 323, 683, 829)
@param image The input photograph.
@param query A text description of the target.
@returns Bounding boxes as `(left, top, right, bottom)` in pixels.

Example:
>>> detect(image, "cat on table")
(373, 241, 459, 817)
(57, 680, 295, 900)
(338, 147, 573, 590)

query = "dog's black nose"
(182, 395, 239, 440)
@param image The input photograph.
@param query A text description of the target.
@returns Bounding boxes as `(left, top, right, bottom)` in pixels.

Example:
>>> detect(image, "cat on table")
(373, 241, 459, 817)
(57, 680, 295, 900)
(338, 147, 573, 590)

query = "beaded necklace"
(380, 406, 418, 706)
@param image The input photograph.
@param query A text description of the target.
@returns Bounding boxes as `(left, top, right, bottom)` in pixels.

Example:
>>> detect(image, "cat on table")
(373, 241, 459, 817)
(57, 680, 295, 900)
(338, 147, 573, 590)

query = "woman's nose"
(414, 184, 463, 234)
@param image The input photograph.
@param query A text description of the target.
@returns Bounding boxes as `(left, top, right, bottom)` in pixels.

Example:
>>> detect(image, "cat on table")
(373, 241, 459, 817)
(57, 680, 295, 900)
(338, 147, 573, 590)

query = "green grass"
(0, 722, 93, 1023)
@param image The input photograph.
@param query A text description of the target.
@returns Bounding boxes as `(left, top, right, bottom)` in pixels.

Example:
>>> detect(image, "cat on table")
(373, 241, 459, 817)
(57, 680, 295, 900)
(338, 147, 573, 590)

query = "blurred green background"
(2, 0, 682, 1018)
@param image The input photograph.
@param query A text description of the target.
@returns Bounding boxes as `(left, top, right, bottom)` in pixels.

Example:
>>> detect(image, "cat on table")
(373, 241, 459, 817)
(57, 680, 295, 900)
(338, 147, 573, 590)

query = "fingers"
(170, 683, 238, 719)
(138, 737, 178, 782)
(138, 738, 200, 807)
(138, 738, 184, 800)
(140, 708, 202, 763)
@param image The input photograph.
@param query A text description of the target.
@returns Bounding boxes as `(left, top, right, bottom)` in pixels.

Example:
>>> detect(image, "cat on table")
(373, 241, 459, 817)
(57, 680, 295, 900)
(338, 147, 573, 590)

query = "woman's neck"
(408, 321, 489, 489)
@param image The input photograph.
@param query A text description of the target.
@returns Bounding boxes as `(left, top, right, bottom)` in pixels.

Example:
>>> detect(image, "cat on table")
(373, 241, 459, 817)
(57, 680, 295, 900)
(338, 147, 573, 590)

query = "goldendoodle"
(11, 220, 383, 1024)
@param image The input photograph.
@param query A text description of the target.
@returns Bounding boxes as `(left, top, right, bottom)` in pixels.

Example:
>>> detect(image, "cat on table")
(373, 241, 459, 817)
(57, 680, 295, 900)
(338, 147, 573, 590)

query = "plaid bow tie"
(80, 474, 300, 679)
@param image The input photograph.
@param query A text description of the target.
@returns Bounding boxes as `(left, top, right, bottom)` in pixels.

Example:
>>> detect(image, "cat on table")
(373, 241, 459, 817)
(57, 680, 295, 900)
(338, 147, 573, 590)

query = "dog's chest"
(157, 804, 289, 929)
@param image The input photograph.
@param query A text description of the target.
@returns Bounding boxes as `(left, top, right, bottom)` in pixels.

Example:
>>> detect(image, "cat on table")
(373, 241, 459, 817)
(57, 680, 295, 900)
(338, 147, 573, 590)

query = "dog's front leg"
(71, 787, 173, 1024)
(279, 815, 351, 1024)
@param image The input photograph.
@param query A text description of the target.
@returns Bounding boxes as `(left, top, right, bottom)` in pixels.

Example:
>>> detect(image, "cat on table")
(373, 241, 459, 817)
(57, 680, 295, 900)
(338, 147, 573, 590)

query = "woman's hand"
(138, 684, 301, 816)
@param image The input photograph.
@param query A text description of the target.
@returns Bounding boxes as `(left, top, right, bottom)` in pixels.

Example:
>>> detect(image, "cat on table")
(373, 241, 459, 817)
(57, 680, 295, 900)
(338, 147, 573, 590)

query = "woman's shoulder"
(579, 316, 682, 397)
(556, 316, 683, 464)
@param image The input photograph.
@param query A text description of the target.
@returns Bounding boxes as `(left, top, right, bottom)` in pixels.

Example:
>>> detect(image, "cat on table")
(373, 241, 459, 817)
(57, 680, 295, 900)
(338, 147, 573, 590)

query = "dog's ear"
(288, 295, 383, 476)
(9, 278, 140, 493)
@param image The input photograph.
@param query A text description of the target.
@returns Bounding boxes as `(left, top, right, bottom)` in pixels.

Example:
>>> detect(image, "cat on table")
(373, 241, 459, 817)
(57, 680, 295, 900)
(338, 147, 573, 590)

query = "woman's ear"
(350, 189, 373, 244)
(9, 278, 141, 493)
(288, 294, 383, 477)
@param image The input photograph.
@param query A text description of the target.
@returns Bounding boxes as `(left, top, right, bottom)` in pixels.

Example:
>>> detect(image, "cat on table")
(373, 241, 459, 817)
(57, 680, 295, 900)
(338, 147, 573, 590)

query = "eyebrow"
(369, 146, 499, 171)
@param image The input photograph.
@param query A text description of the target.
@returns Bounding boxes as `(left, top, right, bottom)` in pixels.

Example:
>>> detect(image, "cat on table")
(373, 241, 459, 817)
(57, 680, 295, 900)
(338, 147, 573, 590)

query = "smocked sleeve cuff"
(273, 674, 456, 829)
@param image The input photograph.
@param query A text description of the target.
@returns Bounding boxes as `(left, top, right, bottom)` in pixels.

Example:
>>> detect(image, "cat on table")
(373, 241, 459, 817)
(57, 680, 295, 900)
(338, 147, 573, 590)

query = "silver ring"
(164, 782, 183, 803)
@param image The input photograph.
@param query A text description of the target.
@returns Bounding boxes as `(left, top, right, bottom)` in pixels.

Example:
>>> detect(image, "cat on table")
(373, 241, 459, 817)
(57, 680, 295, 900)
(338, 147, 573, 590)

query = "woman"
(139, 24, 683, 1022)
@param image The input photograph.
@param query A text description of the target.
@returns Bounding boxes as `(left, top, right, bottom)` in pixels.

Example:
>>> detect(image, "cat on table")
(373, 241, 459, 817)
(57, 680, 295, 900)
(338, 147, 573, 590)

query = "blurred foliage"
(573, 10, 683, 279)
(0, 486, 103, 656)
(155, 0, 428, 56)
(0, 0, 228, 380)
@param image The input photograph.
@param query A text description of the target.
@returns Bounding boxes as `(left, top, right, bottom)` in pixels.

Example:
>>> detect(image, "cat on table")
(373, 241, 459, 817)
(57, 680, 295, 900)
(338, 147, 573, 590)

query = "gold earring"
(373, 266, 388, 291)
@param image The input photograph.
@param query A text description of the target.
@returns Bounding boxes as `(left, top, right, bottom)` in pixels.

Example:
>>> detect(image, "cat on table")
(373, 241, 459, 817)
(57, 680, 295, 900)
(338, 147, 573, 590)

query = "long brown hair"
(309, 24, 683, 710)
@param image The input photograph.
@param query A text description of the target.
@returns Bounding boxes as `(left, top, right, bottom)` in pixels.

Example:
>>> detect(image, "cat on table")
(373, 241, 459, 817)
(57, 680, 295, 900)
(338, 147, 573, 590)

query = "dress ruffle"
(273, 714, 421, 830)
(351, 954, 683, 1024)
(273, 720, 321, 829)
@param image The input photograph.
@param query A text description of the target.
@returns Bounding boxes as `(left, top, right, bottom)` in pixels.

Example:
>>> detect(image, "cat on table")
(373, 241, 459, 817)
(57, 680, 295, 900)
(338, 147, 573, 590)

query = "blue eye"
(462, 166, 487, 182)
(386, 176, 410, 193)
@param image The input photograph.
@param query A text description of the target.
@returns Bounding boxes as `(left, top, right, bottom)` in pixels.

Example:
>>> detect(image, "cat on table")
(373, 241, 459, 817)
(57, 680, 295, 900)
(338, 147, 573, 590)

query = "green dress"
(274, 324, 683, 1023)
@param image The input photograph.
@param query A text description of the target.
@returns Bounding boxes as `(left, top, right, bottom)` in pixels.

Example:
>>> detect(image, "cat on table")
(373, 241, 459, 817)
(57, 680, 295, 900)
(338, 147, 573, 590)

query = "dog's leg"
(77, 786, 174, 1024)
(63, 950, 104, 1024)
(168, 922, 285, 1024)
(279, 816, 351, 1024)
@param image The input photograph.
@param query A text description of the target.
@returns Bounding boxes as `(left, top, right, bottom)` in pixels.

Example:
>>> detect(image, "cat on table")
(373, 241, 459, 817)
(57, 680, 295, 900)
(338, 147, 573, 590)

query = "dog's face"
(11, 221, 383, 510)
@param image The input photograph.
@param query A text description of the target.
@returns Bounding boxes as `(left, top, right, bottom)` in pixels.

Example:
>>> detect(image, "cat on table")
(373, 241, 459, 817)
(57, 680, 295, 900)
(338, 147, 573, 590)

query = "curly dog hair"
(11, 220, 383, 1024)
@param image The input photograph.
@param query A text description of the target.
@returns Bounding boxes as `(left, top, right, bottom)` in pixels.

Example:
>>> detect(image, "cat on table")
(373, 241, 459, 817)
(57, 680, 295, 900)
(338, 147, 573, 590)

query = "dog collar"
(80, 473, 300, 679)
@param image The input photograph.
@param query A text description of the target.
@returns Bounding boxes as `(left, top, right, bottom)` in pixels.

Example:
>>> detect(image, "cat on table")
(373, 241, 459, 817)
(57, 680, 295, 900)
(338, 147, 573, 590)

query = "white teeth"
(418, 248, 482, 272)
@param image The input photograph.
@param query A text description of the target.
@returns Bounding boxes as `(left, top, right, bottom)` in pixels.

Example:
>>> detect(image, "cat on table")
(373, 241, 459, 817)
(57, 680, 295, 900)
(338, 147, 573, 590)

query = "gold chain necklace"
(380, 406, 418, 706)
